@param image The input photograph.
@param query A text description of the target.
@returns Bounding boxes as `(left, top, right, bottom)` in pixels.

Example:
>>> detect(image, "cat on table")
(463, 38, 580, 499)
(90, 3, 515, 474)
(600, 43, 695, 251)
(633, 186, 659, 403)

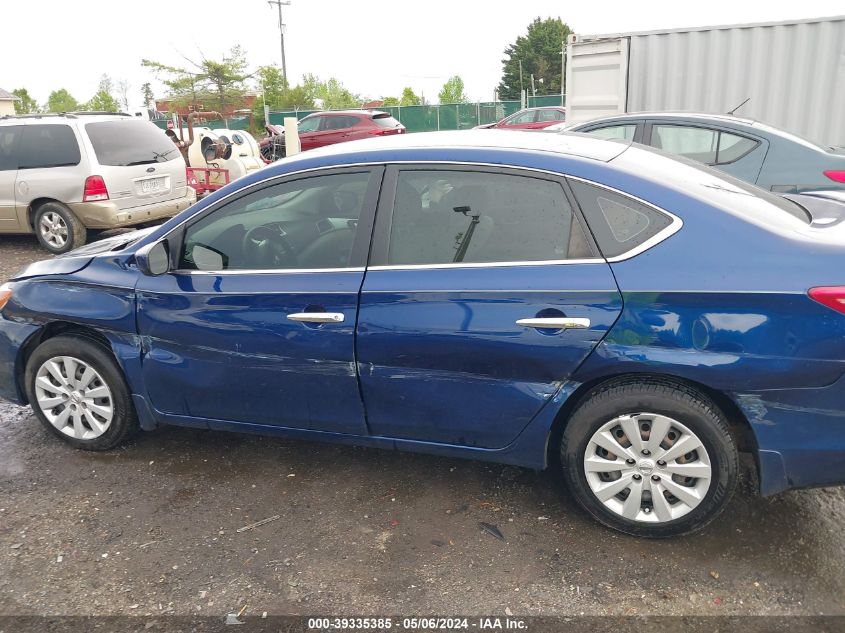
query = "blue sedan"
(1, 131, 844, 537)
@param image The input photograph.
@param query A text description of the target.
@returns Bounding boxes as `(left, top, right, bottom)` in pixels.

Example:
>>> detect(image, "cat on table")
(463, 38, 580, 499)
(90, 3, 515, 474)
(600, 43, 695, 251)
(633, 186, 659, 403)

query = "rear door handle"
(516, 317, 590, 329)
(287, 312, 345, 324)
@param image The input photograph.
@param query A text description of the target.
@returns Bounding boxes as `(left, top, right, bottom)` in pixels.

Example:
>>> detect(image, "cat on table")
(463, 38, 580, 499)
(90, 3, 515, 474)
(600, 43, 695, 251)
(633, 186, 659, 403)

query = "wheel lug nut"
(657, 460, 666, 467)
(626, 458, 635, 465)
(641, 449, 651, 456)
(651, 475, 660, 482)
(643, 507, 651, 514)
(632, 474, 642, 481)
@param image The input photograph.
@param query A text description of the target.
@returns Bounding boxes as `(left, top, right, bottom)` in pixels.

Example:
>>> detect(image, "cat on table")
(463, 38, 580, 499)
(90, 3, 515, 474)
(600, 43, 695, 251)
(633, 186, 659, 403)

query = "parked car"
(0, 112, 196, 253)
(3, 130, 845, 537)
(553, 112, 845, 193)
(259, 111, 405, 161)
(474, 106, 566, 130)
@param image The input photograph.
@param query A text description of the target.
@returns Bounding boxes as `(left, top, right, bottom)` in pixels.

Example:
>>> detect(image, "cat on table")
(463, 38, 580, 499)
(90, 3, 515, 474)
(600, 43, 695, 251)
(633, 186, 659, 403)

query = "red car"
(260, 110, 405, 161)
(475, 106, 566, 130)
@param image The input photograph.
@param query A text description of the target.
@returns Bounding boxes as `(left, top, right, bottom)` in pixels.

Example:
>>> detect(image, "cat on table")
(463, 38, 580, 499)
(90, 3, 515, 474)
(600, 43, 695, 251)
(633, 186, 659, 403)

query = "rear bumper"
(0, 314, 39, 405)
(734, 374, 845, 495)
(69, 189, 196, 230)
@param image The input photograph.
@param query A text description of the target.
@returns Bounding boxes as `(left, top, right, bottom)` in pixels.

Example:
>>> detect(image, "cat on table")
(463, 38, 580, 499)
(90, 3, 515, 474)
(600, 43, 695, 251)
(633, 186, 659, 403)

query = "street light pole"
(268, 0, 292, 84)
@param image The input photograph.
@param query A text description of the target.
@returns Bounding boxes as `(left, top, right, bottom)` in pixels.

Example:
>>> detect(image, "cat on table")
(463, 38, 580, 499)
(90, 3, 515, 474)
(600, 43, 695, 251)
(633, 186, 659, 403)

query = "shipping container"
(564, 15, 845, 146)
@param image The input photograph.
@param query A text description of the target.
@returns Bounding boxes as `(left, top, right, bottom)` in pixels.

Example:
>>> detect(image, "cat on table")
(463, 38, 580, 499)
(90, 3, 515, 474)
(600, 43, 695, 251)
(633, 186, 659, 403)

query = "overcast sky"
(2, 0, 842, 110)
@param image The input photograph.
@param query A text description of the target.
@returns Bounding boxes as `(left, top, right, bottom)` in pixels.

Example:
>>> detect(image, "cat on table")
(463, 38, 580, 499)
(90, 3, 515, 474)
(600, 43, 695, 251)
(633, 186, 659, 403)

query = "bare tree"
(116, 79, 131, 112)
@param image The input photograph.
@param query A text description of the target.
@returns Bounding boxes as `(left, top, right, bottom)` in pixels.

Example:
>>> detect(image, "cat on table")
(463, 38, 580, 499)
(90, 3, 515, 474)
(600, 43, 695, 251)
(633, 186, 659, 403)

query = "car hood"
(10, 227, 156, 281)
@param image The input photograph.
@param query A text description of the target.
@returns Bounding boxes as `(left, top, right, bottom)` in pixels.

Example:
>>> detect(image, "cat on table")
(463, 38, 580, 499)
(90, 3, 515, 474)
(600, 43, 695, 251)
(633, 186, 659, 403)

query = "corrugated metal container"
(567, 16, 845, 146)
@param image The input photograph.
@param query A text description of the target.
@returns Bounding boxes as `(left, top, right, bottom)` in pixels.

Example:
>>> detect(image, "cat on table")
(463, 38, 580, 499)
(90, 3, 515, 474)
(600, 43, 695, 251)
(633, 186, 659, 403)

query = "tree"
(83, 74, 120, 112)
(46, 88, 80, 113)
(141, 82, 155, 110)
(252, 66, 316, 127)
(303, 75, 360, 109)
(497, 17, 571, 100)
(382, 96, 400, 106)
(12, 88, 38, 114)
(142, 46, 251, 113)
(116, 79, 131, 111)
(399, 87, 421, 106)
(438, 76, 468, 104)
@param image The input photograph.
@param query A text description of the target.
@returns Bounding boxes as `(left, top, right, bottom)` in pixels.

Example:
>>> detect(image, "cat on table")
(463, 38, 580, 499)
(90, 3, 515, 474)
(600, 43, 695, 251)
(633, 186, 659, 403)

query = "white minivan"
(0, 113, 196, 253)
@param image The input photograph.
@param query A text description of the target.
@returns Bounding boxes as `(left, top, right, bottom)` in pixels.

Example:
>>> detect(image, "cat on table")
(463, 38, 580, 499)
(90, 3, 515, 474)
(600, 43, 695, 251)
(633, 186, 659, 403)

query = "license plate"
(139, 177, 165, 194)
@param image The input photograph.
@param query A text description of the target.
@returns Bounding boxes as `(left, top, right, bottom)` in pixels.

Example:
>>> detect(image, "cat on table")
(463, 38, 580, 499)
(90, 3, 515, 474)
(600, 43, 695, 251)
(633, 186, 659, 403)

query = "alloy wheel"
(38, 212, 69, 250)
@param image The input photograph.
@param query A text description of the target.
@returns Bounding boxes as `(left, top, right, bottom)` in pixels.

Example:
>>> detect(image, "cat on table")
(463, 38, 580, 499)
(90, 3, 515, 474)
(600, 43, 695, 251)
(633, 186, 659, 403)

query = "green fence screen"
(152, 116, 251, 132)
(268, 95, 565, 133)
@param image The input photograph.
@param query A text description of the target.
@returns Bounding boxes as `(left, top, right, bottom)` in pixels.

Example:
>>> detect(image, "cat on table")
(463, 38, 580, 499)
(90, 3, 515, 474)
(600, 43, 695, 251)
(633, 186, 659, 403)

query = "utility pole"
(268, 0, 292, 84)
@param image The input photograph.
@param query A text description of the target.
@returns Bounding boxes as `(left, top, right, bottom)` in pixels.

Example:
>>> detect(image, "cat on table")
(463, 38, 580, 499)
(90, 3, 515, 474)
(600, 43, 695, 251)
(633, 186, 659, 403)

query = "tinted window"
(716, 132, 758, 164)
(652, 125, 718, 163)
(372, 115, 401, 129)
(86, 120, 178, 166)
(0, 126, 21, 171)
(180, 171, 371, 271)
(569, 180, 674, 258)
(298, 116, 321, 133)
(589, 124, 635, 142)
(18, 124, 80, 169)
(322, 116, 358, 130)
(388, 170, 595, 265)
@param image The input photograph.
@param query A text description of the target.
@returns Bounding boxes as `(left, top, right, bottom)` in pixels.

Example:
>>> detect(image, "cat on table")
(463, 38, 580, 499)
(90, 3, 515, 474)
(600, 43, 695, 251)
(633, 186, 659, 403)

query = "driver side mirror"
(136, 239, 171, 276)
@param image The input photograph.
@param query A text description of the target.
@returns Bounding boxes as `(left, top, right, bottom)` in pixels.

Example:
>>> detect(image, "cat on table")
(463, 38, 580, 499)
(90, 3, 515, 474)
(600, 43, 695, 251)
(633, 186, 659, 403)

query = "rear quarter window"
(568, 179, 674, 258)
(18, 124, 81, 169)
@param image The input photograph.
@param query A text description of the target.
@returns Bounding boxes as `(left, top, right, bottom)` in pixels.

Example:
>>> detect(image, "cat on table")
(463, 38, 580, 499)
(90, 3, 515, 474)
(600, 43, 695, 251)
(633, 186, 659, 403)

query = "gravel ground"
(1, 234, 844, 618)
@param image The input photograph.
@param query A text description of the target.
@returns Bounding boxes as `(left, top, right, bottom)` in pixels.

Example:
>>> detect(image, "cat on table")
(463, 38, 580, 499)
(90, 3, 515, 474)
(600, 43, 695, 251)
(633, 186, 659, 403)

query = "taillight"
(824, 170, 845, 183)
(83, 175, 109, 202)
(809, 286, 845, 315)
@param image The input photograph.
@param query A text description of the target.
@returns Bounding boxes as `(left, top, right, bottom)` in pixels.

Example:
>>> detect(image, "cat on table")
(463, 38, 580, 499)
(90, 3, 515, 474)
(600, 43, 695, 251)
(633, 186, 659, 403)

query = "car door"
(297, 116, 323, 151)
(645, 121, 768, 184)
(135, 166, 382, 434)
(0, 125, 21, 232)
(356, 165, 623, 449)
(498, 110, 538, 130)
(307, 115, 350, 149)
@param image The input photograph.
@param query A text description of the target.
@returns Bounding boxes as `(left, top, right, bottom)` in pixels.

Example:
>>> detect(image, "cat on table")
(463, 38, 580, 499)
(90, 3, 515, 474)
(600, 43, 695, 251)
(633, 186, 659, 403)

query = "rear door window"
(0, 126, 21, 171)
(505, 111, 536, 125)
(569, 180, 675, 259)
(17, 124, 80, 169)
(652, 125, 718, 163)
(537, 109, 565, 122)
(387, 169, 596, 265)
(716, 132, 759, 164)
(85, 120, 178, 166)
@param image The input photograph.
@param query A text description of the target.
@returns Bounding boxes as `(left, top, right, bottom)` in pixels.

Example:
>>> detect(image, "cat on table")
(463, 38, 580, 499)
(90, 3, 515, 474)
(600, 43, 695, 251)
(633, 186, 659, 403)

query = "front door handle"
(516, 317, 590, 329)
(287, 312, 345, 324)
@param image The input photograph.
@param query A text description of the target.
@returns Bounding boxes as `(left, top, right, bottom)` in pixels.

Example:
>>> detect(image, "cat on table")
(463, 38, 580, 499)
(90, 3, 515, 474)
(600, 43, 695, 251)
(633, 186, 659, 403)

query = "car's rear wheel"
(25, 335, 137, 450)
(561, 378, 738, 537)
(34, 202, 87, 254)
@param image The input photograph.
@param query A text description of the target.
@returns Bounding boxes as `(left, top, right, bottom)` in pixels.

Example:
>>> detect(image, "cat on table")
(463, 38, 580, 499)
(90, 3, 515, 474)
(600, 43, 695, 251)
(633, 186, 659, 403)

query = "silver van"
(0, 113, 196, 253)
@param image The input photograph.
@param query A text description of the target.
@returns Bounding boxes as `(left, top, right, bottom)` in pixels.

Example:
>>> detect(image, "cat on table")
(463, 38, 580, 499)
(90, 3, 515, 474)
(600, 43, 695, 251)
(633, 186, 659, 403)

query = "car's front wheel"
(25, 335, 137, 450)
(561, 378, 738, 537)
(34, 202, 87, 254)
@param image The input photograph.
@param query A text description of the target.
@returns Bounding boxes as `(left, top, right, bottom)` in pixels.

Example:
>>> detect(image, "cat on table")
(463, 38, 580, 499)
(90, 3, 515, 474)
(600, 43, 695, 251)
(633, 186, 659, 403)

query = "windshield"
(86, 120, 179, 167)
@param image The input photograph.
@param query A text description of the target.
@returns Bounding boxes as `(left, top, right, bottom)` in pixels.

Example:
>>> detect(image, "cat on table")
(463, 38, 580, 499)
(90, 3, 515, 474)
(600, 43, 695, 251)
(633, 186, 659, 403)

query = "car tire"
(34, 202, 87, 254)
(25, 335, 138, 451)
(560, 377, 738, 537)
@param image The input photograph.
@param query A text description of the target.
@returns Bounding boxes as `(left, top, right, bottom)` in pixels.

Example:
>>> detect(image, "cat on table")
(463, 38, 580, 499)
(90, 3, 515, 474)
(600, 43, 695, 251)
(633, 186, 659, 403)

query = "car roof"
(572, 111, 758, 126)
(0, 112, 139, 125)
(283, 129, 628, 163)
(302, 110, 386, 119)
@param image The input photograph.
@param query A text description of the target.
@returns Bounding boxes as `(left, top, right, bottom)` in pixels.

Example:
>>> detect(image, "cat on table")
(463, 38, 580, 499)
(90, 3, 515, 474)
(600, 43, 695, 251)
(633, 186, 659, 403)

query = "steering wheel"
(242, 225, 297, 268)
